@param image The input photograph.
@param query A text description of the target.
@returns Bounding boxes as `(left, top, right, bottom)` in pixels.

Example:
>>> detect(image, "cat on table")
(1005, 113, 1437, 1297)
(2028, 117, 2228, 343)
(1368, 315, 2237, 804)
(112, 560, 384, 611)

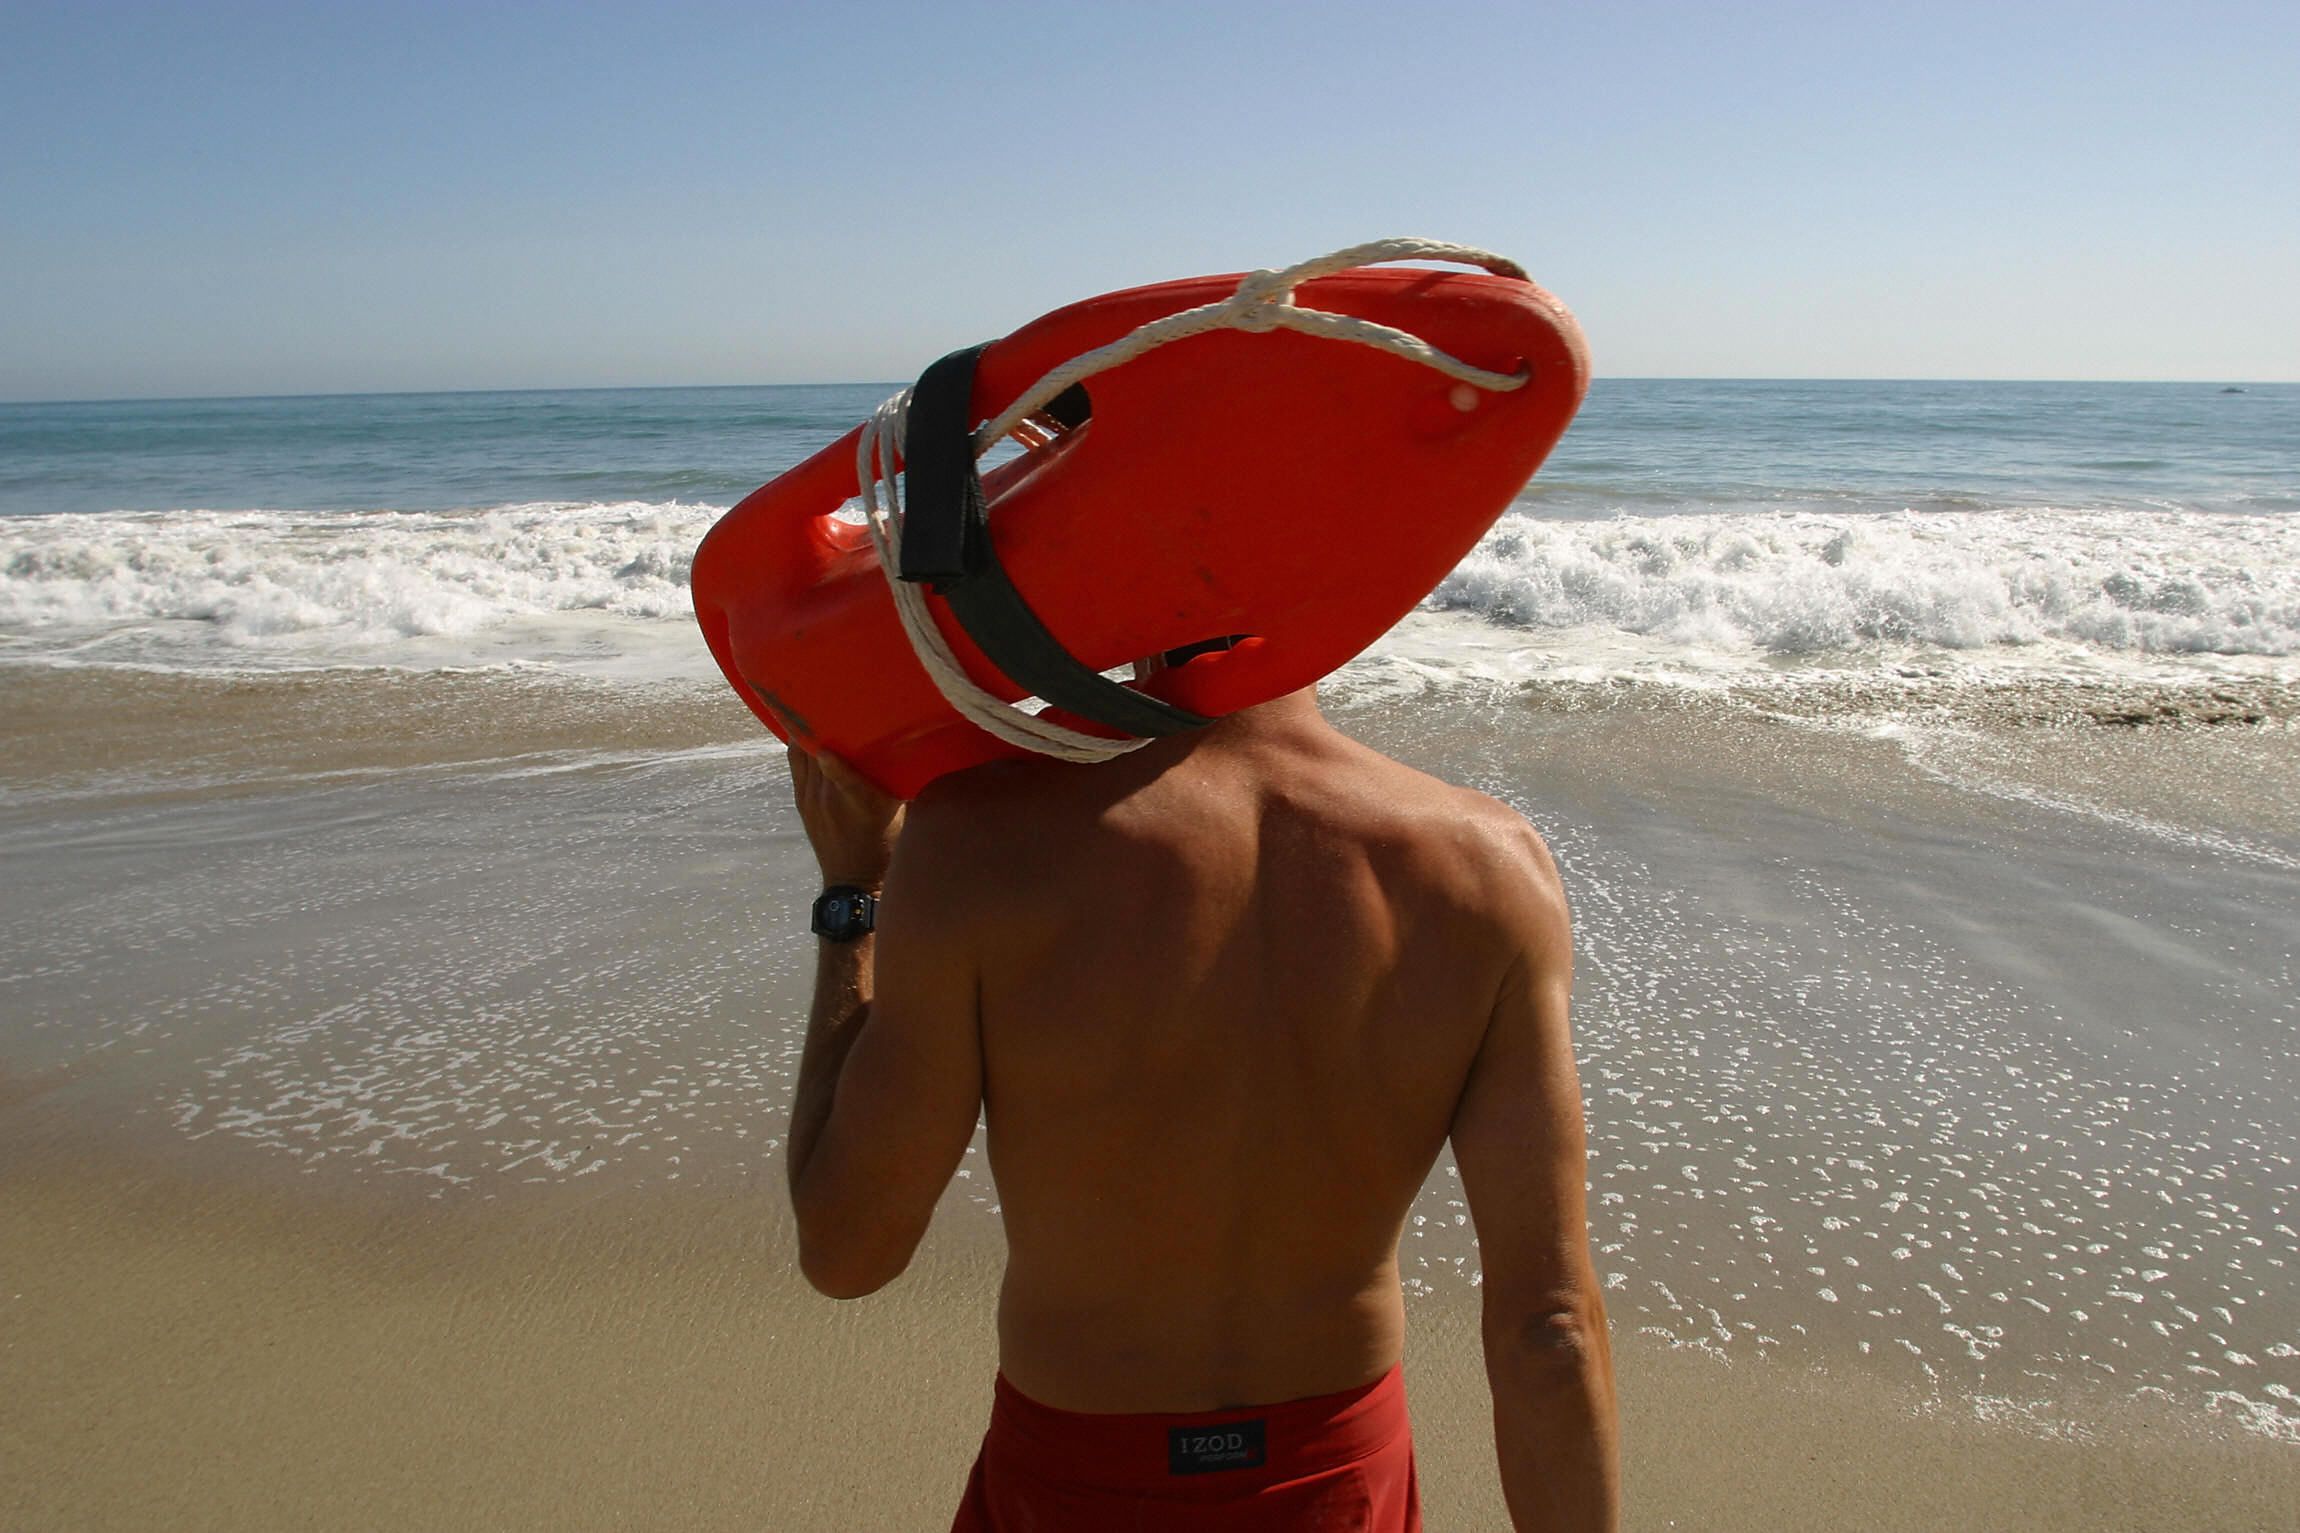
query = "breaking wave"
(0, 501, 717, 671)
(4, 500, 2297, 683)
(1434, 507, 2300, 659)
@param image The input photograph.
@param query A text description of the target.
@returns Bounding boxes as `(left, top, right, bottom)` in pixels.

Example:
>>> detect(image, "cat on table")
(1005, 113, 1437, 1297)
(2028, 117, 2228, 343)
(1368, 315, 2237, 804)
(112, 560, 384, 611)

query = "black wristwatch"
(810, 885, 878, 942)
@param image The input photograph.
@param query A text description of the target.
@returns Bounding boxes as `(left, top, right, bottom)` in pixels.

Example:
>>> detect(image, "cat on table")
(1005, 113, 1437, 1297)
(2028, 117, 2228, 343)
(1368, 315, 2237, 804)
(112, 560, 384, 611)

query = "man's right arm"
(1450, 818, 1619, 1532)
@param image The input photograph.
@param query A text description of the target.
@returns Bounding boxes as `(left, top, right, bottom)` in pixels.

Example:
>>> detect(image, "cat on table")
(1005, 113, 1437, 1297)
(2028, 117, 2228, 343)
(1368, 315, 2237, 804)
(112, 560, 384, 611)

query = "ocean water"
(3, 379, 2296, 685)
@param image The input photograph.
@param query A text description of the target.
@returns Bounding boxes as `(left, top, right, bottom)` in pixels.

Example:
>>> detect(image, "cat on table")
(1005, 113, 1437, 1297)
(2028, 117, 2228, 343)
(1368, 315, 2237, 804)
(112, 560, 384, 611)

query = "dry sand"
(6, 1126, 2295, 1532)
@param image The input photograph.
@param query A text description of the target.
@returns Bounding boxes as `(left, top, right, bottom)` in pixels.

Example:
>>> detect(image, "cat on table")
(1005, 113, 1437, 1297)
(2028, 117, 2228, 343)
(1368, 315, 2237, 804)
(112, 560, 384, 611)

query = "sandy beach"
(5, 663, 2296, 1529)
(7, 1132, 2296, 1532)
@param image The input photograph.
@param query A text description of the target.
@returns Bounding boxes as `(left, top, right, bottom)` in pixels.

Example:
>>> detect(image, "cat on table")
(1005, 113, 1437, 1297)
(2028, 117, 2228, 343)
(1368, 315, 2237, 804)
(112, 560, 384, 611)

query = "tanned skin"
(785, 689, 1618, 1531)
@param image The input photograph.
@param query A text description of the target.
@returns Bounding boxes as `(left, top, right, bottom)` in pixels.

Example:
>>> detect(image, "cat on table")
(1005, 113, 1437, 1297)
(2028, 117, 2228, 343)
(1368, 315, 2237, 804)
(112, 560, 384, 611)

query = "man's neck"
(1195, 686, 1325, 745)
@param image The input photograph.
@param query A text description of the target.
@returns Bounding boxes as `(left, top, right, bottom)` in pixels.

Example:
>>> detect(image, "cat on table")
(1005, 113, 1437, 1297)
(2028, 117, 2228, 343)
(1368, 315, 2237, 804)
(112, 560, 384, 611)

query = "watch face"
(812, 889, 872, 939)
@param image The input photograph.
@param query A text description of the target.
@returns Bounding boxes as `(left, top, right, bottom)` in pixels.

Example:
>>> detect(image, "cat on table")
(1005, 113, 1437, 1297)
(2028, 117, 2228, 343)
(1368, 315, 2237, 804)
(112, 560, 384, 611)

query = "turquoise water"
(0, 385, 875, 519)
(1533, 379, 2297, 519)
(3, 379, 2293, 521)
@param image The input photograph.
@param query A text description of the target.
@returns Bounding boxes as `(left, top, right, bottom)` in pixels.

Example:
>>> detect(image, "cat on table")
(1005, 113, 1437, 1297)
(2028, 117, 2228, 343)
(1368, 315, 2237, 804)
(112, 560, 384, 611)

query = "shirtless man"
(784, 683, 1618, 1531)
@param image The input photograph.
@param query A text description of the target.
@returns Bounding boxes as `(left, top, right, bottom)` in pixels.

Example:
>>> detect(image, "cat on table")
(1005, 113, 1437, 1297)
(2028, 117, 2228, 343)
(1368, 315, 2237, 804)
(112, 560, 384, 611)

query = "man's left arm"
(783, 748, 982, 1299)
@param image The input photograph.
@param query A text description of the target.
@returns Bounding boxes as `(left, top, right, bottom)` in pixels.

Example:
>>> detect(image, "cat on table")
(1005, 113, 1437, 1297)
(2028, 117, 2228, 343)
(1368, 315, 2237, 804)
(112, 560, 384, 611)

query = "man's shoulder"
(1276, 738, 1565, 936)
(1411, 779, 1567, 924)
(1451, 784, 1563, 887)
(1320, 737, 1546, 867)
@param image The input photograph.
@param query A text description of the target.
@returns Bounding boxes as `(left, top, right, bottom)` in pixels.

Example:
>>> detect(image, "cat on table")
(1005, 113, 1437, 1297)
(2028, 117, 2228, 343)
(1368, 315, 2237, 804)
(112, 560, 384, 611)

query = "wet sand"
(5, 663, 2298, 1528)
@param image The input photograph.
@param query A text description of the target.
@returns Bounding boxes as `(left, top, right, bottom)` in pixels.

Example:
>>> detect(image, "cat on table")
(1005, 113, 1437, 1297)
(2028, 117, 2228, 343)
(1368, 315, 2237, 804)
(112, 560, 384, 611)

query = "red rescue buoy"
(694, 257, 1589, 798)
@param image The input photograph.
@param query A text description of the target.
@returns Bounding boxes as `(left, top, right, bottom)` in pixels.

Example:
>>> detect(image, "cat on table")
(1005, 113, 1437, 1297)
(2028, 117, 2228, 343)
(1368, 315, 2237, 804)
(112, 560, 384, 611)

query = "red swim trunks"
(950, 1366, 1420, 1531)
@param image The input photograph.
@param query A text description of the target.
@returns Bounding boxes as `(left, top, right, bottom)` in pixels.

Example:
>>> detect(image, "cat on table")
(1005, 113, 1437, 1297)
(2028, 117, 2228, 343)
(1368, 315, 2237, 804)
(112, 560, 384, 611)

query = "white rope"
(850, 237, 1532, 763)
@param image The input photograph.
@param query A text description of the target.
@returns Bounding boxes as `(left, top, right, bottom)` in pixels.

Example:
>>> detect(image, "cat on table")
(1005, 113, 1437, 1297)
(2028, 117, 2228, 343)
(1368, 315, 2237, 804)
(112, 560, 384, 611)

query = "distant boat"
(2220, 386, 2247, 394)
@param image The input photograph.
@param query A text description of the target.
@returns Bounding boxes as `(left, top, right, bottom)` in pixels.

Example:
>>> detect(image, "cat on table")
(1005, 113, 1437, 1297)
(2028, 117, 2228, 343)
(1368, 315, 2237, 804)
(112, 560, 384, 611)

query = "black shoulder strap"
(895, 345, 1211, 740)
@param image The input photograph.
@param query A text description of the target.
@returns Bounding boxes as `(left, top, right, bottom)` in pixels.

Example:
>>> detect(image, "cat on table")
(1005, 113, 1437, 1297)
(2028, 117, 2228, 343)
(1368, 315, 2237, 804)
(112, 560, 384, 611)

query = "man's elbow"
(797, 1243, 896, 1300)
(1485, 1296, 1612, 1382)
(793, 1213, 915, 1300)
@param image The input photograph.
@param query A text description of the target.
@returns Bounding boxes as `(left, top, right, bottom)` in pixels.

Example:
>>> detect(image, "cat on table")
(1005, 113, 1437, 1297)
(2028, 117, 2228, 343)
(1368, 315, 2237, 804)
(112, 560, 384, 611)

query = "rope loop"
(846, 237, 1534, 767)
(1228, 268, 1296, 333)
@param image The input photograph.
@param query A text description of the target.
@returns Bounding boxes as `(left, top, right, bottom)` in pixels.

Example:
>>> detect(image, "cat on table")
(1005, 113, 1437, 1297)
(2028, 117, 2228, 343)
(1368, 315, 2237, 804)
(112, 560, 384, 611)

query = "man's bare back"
(784, 690, 1618, 1528)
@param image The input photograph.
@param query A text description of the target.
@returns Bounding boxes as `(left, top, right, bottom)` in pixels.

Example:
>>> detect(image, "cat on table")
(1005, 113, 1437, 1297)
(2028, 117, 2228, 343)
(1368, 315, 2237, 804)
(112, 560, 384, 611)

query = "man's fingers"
(815, 749, 900, 810)
(814, 749, 867, 792)
(788, 742, 860, 792)
(783, 740, 902, 884)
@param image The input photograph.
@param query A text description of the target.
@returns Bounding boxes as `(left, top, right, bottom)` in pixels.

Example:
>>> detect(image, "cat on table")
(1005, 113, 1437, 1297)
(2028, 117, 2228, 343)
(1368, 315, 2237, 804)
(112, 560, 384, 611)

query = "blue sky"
(3, 0, 2294, 400)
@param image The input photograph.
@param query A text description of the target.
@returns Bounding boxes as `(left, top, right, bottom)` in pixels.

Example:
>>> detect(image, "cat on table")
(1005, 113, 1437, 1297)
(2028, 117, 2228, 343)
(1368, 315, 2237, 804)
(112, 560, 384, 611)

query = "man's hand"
(789, 745, 905, 888)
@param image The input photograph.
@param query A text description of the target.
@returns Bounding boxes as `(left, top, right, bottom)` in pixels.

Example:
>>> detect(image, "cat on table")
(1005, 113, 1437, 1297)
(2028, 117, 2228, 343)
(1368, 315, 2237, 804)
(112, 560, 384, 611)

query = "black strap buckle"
(895, 345, 1211, 740)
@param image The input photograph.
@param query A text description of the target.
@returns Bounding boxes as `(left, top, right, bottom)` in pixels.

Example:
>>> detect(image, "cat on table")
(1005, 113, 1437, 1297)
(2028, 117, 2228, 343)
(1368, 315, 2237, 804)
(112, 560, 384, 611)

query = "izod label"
(1167, 1418, 1267, 1475)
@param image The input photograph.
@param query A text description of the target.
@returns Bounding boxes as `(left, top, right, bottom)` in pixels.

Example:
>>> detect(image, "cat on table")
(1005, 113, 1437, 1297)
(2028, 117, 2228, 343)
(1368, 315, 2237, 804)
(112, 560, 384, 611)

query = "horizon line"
(2, 375, 2290, 409)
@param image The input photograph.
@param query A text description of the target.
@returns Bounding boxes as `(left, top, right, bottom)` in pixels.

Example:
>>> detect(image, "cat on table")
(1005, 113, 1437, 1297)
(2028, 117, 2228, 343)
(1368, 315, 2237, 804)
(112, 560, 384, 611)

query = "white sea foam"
(5, 501, 2298, 688)
(1434, 507, 2300, 661)
(0, 501, 720, 676)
